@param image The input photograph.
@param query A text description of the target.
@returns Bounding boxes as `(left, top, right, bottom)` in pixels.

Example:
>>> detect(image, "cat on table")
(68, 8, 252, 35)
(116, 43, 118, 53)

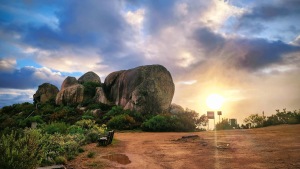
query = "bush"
(107, 114, 136, 130)
(87, 152, 96, 158)
(44, 122, 69, 134)
(141, 115, 173, 131)
(82, 82, 101, 106)
(78, 147, 85, 153)
(54, 156, 67, 164)
(0, 129, 45, 169)
(68, 125, 84, 135)
(75, 119, 95, 129)
(43, 133, 85, 163)
(85, 131, 99, 143)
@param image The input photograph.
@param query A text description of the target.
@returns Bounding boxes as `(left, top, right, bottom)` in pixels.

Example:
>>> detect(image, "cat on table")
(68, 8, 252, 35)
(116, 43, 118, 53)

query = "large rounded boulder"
(104, 64, 175, 114)
(33, 83, 59, 104)
(78, 71, 101, 84)
(61, 76, 77, 90)
(56, 84, 84, 105)
(56, 76, 84, 105)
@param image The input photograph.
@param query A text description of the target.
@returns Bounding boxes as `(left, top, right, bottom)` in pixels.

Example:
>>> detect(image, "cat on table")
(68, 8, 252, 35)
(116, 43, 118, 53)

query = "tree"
(196, 114, 208, 129)
(216, 118, 233, 130)
(244, 114, 264, 128)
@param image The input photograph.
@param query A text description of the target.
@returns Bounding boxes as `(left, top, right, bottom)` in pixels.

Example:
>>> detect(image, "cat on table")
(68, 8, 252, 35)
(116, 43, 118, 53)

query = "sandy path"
(67, 124, 300, 169)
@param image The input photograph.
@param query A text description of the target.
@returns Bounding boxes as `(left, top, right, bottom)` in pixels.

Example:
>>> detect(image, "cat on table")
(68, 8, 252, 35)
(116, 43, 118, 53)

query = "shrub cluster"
(0, 129, 45, 169)
(141, 110, 198, 132)
(243, 109, 300, 128)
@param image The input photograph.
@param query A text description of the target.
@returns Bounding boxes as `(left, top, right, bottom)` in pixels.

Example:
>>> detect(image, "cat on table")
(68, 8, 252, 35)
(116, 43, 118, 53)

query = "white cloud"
(22, 46, 111, 77)
(175, 3, 188, 16)
(0, 58, 16, 72)
(177, 80, 197, 85)
(0, 88, 35, 107)
(124, 8, 145, 31)
(201, 0, 245, 30)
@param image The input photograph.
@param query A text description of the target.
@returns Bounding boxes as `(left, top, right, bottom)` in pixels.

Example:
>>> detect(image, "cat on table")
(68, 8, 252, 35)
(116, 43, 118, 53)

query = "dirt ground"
(67, 124, 300, 169)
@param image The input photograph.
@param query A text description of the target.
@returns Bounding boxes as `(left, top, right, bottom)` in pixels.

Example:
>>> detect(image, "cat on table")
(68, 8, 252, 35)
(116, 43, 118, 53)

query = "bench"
(98, 130, 114, 146)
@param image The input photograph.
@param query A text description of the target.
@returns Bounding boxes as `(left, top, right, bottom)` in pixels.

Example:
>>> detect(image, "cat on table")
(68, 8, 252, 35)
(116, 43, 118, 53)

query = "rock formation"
(56, 84, 84, 105)
(78, 71, 101, 84)
(33, 83, 59, 103)
(169, 103, 185, 114)
(56, 71, 101, 105)
(94, 87, 110, 105)
(39, 65, 175, 114)
(103, 64, 175, 114)
(61, 76, 77, 90)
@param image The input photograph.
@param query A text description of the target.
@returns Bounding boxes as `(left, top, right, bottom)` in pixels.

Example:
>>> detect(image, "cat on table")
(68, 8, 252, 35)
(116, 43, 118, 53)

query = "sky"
(0, 0, 300, 123)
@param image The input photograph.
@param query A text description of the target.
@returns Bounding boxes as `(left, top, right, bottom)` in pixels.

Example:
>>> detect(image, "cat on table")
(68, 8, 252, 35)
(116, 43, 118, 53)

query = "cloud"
(0, 66, 63, 89)
(0, 58, 16, 72)
(240, 1, 300, 21)
(228, 0, 300, 41)
(0, 88, 35, 108)
(191, 26, 300, 71)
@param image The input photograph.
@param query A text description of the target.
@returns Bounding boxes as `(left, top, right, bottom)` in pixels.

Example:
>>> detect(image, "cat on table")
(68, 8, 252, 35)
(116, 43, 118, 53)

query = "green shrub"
(107, 114, 136, 130)
(54, 156, 67, 164)
(43, 133, 85, 163)
(141, 115, 172, 131)
(78, 147, 85, 153)
(44, 122, 69, 134)
(142, 112, 197, 132)
(87, 151, 96, 158)
(75, 119, 95, 129)
(85, 131, 99, 143)
(82, 82, 101, 106)
(0, 129, 45, 169)
(68, 125, 84, 135)
(82, 115, 94, 120)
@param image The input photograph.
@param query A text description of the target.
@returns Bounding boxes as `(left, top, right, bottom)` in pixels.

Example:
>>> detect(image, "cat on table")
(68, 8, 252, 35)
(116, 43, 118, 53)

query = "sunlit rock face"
(104, 64, 175, 114)
(60, 76, 78, 91)
(78, 71, 101, 84)
(56, 84, 84, 105)
(46, 65, 175, 114)
(33, 83, 59, 104)
(94, 86, 110, 105)
(56, 71, 102, 105)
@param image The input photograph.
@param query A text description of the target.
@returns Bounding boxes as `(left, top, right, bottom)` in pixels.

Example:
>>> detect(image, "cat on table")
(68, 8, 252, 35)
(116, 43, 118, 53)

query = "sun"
(206, 93, 224, 110)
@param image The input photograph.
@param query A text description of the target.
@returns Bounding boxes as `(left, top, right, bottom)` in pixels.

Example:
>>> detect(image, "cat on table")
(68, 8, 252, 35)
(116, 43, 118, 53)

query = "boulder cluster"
(33, 65, 175, 114)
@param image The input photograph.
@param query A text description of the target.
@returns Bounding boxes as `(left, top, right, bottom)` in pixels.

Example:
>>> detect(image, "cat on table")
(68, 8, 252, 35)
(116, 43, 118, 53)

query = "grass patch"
(87, 151, 96, 158)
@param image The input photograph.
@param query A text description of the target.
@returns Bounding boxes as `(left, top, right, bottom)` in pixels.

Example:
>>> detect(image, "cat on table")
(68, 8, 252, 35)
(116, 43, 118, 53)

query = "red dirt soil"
(67, 124, 300, 169)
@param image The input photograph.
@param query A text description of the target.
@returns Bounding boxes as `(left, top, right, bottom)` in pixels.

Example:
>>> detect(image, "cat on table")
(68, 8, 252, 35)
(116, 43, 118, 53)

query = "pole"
(214, 118, 216, 131)
(208, 120, 209, 131)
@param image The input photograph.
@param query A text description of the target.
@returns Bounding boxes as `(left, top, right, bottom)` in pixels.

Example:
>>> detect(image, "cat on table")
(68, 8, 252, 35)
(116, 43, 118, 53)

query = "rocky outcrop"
(56, 72, 102, 105)
(33, 83, 59, 103)
(103, 64, 175, 114)
(61, 76, 77, 90)
(56, 84, 84, 105)
(169, 103, 185, 114)
(94, 87, 110, 105)
(78, 71, 101, 84)
(51, 65, 175, 113)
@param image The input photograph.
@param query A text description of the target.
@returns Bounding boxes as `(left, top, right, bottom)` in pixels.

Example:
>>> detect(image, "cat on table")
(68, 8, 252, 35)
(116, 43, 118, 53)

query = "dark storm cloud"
(192, 27, 300, 71)
(0, 67, 62, 89)
(24, 1, 130, 51)
(234, 38, 299, 70)
(193, 27, 225, 52)
(0, 0, 147, 71)
(233, 0, 300, 36)
(241, 0, 300, 21)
